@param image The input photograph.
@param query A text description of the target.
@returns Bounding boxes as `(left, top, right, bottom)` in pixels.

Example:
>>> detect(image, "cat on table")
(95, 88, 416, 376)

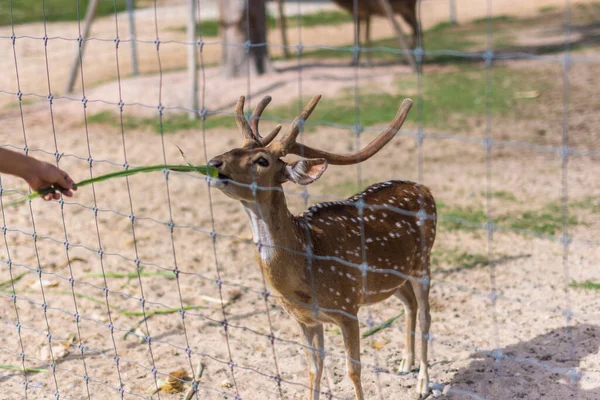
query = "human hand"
(24, 160, 77, 201)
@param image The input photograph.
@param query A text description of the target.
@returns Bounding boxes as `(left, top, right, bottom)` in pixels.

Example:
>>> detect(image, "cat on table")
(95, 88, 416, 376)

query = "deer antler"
(276, 95, 322, 154)
(250, 96, 283, 146)
(287, 98, 413, 165)
(236, 95, 282, 147)
(235, 96, 259, 147)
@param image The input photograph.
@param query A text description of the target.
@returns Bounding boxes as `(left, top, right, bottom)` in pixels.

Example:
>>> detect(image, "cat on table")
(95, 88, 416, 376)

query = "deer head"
(208, 95, 413, 202)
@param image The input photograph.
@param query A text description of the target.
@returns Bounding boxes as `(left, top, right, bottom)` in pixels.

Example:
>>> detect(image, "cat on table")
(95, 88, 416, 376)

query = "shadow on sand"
(445, 324, 600, 399)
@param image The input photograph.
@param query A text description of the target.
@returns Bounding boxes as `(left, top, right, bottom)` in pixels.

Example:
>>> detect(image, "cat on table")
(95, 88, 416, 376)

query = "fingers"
(42, 192, 60, 201)
(54, 168, 75, 191)
(60, 188, 74, 197)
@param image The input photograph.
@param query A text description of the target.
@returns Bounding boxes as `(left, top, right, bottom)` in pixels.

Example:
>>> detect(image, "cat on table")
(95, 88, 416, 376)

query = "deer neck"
(241, 191, 302, 264)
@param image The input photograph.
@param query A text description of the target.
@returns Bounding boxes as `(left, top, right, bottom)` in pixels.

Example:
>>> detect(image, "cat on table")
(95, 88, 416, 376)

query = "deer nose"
(208, 158, 223, 170)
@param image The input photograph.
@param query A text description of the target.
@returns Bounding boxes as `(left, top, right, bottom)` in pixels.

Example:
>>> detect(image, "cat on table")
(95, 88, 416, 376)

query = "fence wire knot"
(114, 36, 120, 48)
(81, 96, 87, 108)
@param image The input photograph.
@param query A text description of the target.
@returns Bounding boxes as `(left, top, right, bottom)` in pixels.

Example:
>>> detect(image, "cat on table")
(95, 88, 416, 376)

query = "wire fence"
(1, 0, 599, 399)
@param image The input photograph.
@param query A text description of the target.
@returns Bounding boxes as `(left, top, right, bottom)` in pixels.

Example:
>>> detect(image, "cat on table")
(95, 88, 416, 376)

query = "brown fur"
(208, 95, 436, 399)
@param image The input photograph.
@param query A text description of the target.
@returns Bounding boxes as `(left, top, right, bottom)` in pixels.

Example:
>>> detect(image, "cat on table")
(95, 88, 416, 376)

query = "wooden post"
(65, 0, 99, 93)
(187, 0, 199, 119)
(277, 0, 290, 59)
(449, 0, 457, 25)
(127, 0, 139, 75)
(376, 0, 418, 73)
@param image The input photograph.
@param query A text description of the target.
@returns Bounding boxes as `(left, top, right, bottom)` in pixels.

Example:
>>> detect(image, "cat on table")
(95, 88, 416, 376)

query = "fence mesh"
(1, 0, 599, 399)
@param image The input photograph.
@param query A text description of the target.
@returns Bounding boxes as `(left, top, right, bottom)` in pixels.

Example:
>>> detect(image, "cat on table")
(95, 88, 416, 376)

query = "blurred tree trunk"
(220, 0, 272, 78)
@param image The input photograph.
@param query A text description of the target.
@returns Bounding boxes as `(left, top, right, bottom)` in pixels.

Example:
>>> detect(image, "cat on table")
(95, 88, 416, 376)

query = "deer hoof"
(416, 369, 429, 397)
(398, 357, 414, 374)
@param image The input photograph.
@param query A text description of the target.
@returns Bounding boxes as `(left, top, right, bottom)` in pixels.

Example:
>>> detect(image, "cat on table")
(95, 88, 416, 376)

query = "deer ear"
(284, 159, 328, 185)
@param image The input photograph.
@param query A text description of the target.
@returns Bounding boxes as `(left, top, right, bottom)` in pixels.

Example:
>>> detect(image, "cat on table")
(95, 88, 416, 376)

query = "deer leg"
(410, 276, 431, 397)
(365, 16, 373, 67)
(401, 3, 420, 50)
(352, 17, 361, 66)
(393, 282, 417, 374)
(340, 318, 364, 400)
(299, 322, 325, 400)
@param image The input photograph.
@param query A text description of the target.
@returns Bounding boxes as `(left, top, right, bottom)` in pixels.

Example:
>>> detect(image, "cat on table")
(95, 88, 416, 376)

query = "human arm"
(0, 148, 76, 200)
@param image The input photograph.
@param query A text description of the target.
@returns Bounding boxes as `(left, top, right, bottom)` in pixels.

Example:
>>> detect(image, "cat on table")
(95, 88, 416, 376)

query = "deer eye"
(255, 157, 269, 167)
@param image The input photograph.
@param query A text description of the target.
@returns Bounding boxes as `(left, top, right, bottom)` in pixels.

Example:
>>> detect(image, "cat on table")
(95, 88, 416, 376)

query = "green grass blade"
(0, 364, 47, 373)
(362, 311, 405, 338)
(6, 164, 218, 208)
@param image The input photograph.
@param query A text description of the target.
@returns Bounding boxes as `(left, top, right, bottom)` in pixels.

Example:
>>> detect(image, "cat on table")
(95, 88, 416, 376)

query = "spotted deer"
(331, 0, 421, 64)
(207, 95, 436, 399)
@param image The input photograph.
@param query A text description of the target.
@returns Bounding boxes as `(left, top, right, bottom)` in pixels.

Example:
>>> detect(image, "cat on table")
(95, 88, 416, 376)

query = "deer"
(331, 0, 421, 65)
(207, 94, 437, 399)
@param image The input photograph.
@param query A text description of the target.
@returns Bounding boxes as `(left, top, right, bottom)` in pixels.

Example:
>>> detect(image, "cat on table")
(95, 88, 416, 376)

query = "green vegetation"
(362, 311, 404, 338)
(437, 202, 488, 232)
(294, 15, 518, 64)
(539, 5, 559, 13)
(479, 190, 519, 202)
(437, 196, 597, 237)
(1, 0, 126, 26)
(89, 65, 539, 134)
(569, 280, 600, 291)
(265, 66, 536, 131)
(87, 110, 237, 134)
(188, 10, 352, 38)
(471, 15, 516, 25)
(432, 248, 489, 271)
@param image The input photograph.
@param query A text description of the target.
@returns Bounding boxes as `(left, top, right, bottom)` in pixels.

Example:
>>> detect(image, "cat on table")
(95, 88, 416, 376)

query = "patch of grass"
(90, 65, 538, 134)
(539, 5, 559, 13)
(437, 201, 488, 231)
(432, 248, 490, 270)
(437, 197, 592, 236)
(294, 13, 519, 64)
(480, 190, 518, 202)
(87, 110, 237, 134)
(6, 99, 34, 108)
(569, 280, 600, 290)
(328, 179, 364, 198)
(266, 66, 536, 132)
(1, 0, 127, 26)
(189, 10, 352, 38)
(471, 15, 517, 25)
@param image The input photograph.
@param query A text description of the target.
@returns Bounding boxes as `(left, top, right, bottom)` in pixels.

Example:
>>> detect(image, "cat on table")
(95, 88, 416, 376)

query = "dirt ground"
(1, 1, 600, 400)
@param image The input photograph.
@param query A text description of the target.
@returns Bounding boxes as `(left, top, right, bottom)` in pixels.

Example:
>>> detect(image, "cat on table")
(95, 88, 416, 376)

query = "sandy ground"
(1, 1, 600, 400)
